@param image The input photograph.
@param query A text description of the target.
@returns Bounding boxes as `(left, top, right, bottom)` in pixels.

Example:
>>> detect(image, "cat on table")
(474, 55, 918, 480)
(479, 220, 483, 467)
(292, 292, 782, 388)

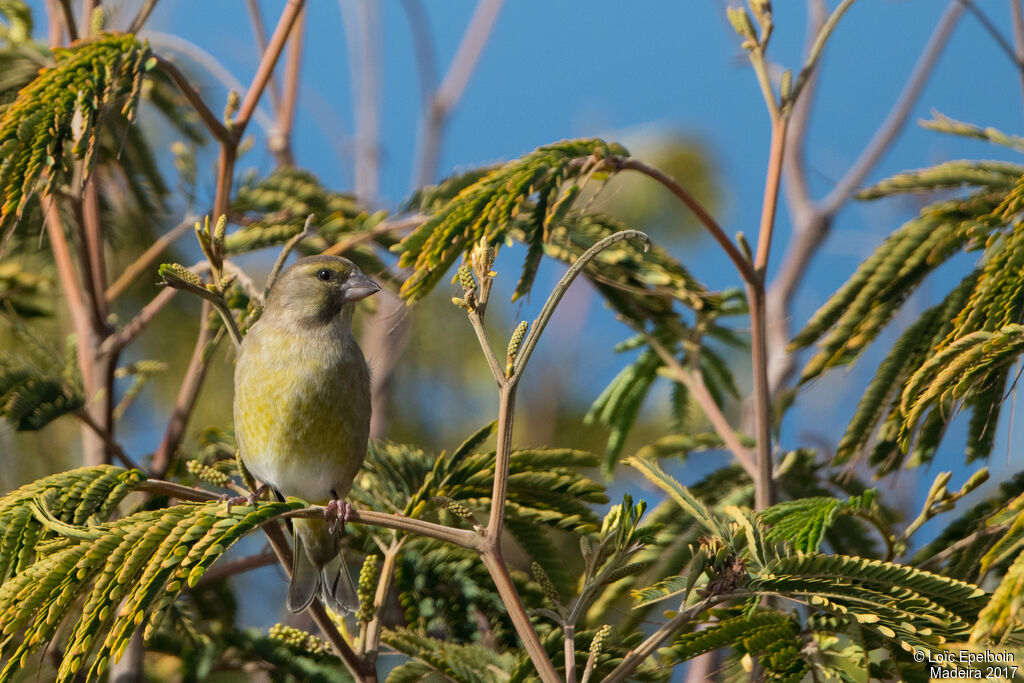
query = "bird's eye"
(316, 269, 332, 282)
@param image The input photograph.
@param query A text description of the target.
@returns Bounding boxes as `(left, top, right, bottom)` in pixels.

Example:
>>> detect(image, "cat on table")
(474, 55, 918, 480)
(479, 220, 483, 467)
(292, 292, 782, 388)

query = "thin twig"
(106, 214, 197, 302)
(192, 550, 277, 587)
(564, 623, 577, 683)
(127, 0, 159, 34)
(639, 332, 758, 479)
(260, 522, 376, 682)
(104, 287, 178, 353)
(74, 410, 141, 470)
(788, 0, 858, 105)
(600, 594, 739, 683)
(412, 0, 505, 188)
(273, 2, 305, 165)
(235, 0, 306, 136)
(511, 230, 651, 381)
(154, 56, 233, 144)
(819, 0, 965, 215)
(57, 0, 78, 41)
(957, 0, 1024, 71)
(151, 302, 220, 478)
(611, 157, 757, 285)
(322, 213, 425, 256)
(135, 479, 482, 550)
(469, 311, 504, 383)
(245, 0, 282, 116)
(754, 119, 787, 274)
(264, 215, 316, 301)
(146, 32, 275, 135)
(361, 541, 402, 663)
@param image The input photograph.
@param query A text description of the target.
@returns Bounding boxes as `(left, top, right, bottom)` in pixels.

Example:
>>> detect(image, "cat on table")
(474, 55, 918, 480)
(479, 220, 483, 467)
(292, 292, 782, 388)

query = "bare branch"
(235, 0, 306, 136)
(340, 0, 381, 199)
(104, 287, 177, 353)
(106, 214, 197, 302)
(412, 0, 504, 188)
(245, 0, 281, 116)
(192, 550, 277, 587)
(154, 56, 233, 144)
(611, 157, 757, 285)
(820, 1, 965, 215)
(600, 594, 741, 683)
(127, 0, 159, 34)
(151, 302, 220, 478)
(639, 331, 758, 479)
(74, 410, 141, 470)
(57, 0, 78, 41)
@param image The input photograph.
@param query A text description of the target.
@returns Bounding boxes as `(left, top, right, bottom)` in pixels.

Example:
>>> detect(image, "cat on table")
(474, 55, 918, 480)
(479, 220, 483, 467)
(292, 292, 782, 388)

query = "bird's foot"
(221, 483, 269, 512)
(325, 497, 354, 535)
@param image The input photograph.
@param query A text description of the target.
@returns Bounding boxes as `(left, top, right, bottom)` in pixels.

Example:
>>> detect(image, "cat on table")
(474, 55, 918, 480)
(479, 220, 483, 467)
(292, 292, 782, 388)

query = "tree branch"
(106, 214, 197, 302)
(819, 0, 965, 215)
(57, 0, 78, 42)
(639, 331, 758, 479)
(244, 0, 282, 117)
(600, 593, 740, 683)
(272, 2, 305, 166)
(235, 0, 306, 136)
(151, 302, 220, 478)
(154, 56, 233, 144)
(412, 0, 504, 188)
(127, 0, 159, 34)
(610, 157, 757, 285)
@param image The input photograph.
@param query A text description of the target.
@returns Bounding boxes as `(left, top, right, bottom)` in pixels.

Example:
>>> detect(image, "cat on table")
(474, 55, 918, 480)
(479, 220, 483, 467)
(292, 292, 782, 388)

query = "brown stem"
(564, 623, 577, 683)
(192, 550, 277, 587)
(612, 157, 757, 285)
(213, 144, 237, 222)
(413, 0, 505, 188)
(137, 478, 482, 548)
(127, 0, 159, 34)
(235, 0, 306, 136)
(81, 178, 109, 321)
(322, 213, 424, 256)
(480, 550, 560, 683)
(74, 410, 141, 470)
(640, 332, 758, 479)
(244, 0, 281, 116)
(104, 287, 178, 353)
(272, 3, 305, 166)
(754, 118, 787, 273)
(151, 301, 219, 478)
(361, 542, 401, 663)
(155, 57, 233, 144)
(261, 522, 377, 682)
(106, 215, 196, 302)
(819, 0, 965, 216)
(57, 0, 78, 41)
(486, 383, 516, 537)
(748, 282, 775, 510)
(599, 594, 738, 683)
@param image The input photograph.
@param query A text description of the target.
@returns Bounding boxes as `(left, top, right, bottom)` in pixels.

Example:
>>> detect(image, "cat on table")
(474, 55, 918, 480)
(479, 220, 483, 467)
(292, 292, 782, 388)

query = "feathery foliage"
(761, 492, 875, 553)
(0, 466, 302, 682)
(0, 33, 152, 234)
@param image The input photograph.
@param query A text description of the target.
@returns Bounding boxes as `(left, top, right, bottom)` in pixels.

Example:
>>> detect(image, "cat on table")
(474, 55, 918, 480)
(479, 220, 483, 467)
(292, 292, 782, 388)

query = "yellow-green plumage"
(233, 255, 379, 613)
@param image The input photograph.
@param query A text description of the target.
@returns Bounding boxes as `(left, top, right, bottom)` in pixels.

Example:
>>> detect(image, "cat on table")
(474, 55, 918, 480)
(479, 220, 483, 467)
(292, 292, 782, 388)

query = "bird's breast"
(234, 326, 371, 503)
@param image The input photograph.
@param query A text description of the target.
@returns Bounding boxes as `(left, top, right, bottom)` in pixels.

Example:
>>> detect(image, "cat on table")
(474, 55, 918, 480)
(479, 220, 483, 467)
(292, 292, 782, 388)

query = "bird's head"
(265, 255, 381, 327)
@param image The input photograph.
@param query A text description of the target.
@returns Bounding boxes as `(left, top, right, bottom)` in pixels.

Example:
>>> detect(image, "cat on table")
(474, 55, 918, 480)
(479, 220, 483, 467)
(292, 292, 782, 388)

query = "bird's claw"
(325, 499, 354, 535)
(220, 484, 269, 513)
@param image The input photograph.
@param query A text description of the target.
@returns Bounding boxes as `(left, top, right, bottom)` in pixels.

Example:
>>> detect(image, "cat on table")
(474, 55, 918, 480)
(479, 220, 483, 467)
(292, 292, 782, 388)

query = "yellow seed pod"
(590, 624, 611, 656)
(356, 554, 381, 623)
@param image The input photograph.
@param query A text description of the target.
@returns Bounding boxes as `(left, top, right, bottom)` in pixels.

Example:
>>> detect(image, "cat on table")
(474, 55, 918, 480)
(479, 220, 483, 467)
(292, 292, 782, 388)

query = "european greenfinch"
(233, 255, 380, 613)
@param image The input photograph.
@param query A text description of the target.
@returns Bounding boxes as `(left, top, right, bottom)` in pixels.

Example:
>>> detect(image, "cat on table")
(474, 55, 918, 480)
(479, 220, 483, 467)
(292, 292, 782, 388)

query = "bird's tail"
(287, 522, 359, 614)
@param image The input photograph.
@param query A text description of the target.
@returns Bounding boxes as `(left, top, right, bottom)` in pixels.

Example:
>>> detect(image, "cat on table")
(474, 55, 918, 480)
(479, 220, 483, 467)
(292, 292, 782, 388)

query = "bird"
(233, 254, 380, 613)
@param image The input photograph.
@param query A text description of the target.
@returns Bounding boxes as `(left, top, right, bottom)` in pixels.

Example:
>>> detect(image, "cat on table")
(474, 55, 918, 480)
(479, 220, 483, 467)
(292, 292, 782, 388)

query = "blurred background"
(3, 0, 1023, 647)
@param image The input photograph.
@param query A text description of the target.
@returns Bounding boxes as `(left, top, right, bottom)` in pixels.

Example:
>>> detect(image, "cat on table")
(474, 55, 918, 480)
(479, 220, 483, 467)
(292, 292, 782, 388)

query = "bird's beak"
(343, 272, 381, 303)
